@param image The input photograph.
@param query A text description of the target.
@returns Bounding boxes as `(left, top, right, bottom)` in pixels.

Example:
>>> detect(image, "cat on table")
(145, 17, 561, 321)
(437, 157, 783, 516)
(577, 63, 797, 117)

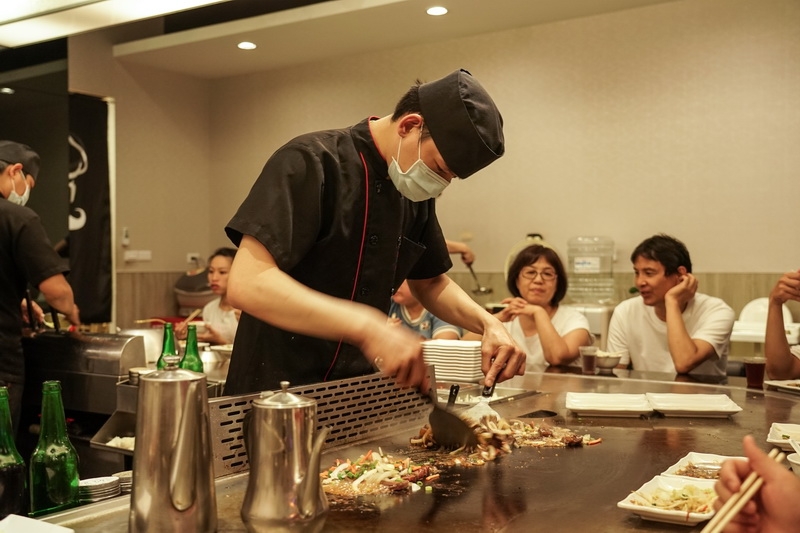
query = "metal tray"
(435, 382, 539, 406)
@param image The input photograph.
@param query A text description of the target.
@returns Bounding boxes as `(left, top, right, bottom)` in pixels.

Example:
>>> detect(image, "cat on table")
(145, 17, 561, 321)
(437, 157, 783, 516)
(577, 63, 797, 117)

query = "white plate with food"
(645, 393, 742, 417)
(565, 392, 653, 417)
(763, 379, 800, 395)
(662, 452, 745, 480)
(766, 422, 800, 451)
(617, 475, 716, 525)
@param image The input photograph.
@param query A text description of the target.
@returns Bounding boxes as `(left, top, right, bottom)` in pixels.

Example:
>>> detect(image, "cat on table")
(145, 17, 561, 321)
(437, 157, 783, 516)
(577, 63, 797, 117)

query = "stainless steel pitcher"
(241, 381, 329, 533)
(129, 355, 217, 532)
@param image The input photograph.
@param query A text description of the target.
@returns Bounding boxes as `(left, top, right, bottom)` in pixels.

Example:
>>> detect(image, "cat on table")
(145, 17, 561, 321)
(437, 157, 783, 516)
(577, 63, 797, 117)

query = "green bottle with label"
(179, 324, 204, 372)
(29, 381, 79, 516)
(0, 386, 26, 519)
(156, 323, 178, 370)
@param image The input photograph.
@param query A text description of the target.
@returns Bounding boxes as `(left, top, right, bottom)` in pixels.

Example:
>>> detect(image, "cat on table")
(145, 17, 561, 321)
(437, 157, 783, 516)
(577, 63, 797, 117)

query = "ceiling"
(113, 0, 683, 80)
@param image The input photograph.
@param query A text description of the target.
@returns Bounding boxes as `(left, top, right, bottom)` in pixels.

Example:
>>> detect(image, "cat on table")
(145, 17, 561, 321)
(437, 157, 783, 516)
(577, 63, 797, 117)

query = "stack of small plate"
(79, 476, 121, 503)
(112, 470, 133, 494)
(422, 339, 482, 382)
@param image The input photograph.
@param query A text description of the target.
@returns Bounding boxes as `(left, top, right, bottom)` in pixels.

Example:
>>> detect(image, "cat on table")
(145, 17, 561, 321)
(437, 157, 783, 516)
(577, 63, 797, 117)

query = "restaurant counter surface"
(42, 368, 798, 532)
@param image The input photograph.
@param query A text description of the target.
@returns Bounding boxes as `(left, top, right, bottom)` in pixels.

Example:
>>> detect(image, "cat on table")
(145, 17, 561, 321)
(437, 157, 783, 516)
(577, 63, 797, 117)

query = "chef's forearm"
(38, 274, 80, 325)
(410, 275, 490, 334)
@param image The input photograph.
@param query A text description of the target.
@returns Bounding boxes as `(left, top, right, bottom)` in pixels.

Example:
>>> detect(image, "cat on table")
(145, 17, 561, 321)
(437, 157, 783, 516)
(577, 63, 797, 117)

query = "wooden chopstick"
(185, 308, 202, 323)
(701, 448, 784, 533)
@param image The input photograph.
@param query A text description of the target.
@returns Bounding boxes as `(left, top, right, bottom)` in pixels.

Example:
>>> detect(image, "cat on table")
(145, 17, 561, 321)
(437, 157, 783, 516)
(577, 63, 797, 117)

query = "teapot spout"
(299, 425, 330, 519)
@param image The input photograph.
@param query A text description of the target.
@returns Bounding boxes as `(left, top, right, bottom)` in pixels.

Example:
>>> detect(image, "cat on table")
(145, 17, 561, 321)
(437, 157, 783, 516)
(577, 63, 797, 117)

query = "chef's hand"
(714, 435, 800, 532)
(359, 322, 427, 390)
(665, 271, 698, 308)
(20, 299, 45, 326)
(480, 320, 526, 387)
(769, 269, 800, 305)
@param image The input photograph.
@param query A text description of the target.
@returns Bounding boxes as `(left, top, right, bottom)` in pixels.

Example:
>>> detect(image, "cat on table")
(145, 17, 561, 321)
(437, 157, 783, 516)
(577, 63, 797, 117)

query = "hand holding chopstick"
(704, 435, 799, 533)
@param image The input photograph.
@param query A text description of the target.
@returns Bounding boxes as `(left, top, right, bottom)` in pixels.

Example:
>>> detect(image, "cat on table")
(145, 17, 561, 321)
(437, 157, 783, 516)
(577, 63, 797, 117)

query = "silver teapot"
(241, 381, 329, 533)
(129, 356, 217, 532)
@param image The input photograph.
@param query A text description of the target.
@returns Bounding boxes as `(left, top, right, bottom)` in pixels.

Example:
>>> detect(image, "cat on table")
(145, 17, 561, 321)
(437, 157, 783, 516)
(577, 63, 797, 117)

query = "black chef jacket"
(225, 118, 452, 394)
(0, 199, 68, 382)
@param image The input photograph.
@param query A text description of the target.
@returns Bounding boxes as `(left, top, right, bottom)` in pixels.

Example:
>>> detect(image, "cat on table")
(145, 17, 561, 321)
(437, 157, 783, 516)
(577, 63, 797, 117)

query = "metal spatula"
(426, 386, 477, 450)
(462, 382, 501, 422)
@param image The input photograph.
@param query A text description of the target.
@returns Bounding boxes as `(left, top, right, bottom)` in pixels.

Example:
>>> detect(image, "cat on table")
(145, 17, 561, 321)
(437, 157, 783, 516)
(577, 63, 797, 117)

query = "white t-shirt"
(202, 298, 239, 344)
(502, 306, 591, 369)
(607, 293, 734, 377)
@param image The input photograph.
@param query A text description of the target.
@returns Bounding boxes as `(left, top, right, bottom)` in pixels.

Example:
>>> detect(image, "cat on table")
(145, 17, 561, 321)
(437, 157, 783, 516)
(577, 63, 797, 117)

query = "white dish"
(763, 379, 800, 395)
(645, 393, 742, 417)
(209, 344, 233, 357)
(566, 392, 653, 417)
(662, 452, 745, 479)
(422, 339, 481, 348)
(617, 475, 716, 526)
(766, 423, 800, 451)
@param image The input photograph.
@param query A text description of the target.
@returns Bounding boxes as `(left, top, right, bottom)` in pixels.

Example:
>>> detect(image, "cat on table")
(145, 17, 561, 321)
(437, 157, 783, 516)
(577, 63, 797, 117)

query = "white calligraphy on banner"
(68, 134, 87, 231)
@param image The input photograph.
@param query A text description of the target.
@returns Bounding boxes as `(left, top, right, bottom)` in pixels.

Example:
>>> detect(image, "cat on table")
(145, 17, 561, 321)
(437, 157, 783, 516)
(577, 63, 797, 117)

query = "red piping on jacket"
(324, 152, 370, 381)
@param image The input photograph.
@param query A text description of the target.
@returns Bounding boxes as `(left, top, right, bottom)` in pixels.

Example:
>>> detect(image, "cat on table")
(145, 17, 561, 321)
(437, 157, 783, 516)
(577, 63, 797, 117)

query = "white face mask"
(387, 130, 450, 202)
(6, 170, 30, 206)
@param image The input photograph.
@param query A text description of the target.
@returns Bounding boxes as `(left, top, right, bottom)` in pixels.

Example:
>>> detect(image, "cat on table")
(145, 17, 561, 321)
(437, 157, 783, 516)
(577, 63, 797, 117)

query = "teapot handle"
(169, 380, 199, 511)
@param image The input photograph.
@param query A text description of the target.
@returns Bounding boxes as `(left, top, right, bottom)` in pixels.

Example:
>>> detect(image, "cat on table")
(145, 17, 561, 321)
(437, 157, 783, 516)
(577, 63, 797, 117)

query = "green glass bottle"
(179, 324, 204, 372)
(0, 387, 26, 519)
(156, 323, 178, 370)
(29, 381, 79, 517)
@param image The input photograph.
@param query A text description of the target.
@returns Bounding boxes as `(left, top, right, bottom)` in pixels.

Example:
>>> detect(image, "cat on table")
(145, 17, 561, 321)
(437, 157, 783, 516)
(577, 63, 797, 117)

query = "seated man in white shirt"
(607, 234, 734, 377)
(765, 269, 800, 380)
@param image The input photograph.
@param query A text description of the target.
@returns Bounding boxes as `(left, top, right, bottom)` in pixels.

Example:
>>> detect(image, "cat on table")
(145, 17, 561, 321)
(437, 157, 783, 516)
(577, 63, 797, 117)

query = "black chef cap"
(418, 69, 504, 179)
(0, 140, 40, 180)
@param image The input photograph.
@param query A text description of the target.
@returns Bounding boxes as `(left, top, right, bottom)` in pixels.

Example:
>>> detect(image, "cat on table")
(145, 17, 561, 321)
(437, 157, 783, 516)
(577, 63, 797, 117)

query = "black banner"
(67, 93, 112, 324)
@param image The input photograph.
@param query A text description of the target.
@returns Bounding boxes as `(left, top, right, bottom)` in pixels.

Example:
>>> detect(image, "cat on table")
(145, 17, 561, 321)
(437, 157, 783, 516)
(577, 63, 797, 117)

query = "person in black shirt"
(0, 141, 80, 432)
(225, 69, 525, 393)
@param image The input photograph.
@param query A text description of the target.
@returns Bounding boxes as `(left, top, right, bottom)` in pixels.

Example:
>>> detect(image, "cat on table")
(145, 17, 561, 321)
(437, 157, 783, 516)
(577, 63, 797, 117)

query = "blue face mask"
(7, 170, 30, 206)
(387, 130, 450, 202)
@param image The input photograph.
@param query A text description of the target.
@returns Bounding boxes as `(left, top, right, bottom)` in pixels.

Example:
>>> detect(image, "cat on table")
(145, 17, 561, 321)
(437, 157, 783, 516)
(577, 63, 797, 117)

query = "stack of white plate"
(79, 476, 121, 503)
(112, 470, 133, 493)
(422, 339, 483, 382)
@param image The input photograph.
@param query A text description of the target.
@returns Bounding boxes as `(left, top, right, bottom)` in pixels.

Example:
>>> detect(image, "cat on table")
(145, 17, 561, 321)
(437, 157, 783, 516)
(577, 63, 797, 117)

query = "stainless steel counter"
(42, 368, 799, 532)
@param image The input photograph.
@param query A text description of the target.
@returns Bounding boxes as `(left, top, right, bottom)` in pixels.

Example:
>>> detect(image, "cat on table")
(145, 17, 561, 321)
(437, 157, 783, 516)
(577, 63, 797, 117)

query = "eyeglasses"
(520, 269, 557, 281)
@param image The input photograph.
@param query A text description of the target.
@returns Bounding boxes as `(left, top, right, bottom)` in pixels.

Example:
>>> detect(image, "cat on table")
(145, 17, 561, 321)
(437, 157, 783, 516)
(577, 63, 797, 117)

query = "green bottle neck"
(39, 384, 69, 442)
(0, 392, 23, 464)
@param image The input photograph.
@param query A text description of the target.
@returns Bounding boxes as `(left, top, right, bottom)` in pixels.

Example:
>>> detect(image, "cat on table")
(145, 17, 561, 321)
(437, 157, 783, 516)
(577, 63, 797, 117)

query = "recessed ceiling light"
(426, 6, 448, 16)
(0, 87, 15, 95)
(237, 41, 257, 50)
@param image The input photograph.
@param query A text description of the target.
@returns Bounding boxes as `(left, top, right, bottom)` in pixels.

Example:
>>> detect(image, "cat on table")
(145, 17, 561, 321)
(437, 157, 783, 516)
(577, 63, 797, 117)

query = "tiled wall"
(117, 270, 799, 358)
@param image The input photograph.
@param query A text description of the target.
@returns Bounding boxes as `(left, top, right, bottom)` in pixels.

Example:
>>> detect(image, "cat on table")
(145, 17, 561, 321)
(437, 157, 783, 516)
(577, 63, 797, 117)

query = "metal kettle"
(241, 381, 329, 533)
(129, 356, 217, 533)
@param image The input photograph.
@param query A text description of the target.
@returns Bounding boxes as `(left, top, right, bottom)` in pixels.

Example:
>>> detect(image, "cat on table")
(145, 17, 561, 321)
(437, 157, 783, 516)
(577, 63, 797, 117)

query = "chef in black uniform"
(224, 69, 525, 394)
(0, 141, 81, 432)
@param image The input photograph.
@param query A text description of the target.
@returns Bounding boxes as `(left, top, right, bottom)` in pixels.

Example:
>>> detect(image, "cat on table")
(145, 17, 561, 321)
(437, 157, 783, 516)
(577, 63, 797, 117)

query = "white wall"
(72, 0, 800, 275)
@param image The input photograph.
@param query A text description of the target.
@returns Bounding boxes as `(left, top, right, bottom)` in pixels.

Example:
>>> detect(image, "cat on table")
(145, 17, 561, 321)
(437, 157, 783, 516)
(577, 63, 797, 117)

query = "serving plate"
(566, 392, 652, 417)
(617, 475, 715, 525)
(763, 379, 800, 396)
(662, 452, 745, 480)
(766, 422, 800, 451)
(645, 393, 742, 417)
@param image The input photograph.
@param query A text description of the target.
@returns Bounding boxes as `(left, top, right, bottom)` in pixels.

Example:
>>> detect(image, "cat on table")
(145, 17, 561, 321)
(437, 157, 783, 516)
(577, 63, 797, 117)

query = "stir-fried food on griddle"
(321, 449, 440, 496)
(410, 414, 601, 464)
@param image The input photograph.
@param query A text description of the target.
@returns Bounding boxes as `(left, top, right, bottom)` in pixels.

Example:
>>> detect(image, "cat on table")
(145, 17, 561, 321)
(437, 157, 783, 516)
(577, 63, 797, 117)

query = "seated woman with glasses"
(465, 244, 593, 368)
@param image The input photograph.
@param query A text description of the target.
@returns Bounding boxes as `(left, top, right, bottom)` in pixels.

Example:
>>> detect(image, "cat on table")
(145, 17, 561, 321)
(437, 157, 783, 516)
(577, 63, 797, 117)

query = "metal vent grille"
(208, 372, 430, 477)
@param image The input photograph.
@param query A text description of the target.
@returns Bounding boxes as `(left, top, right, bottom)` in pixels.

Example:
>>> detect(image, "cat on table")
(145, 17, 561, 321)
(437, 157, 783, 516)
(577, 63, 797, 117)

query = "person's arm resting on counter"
(765, 269, 800, 380)
(664, 272, 728, 374)
(228, 235, 428, 388)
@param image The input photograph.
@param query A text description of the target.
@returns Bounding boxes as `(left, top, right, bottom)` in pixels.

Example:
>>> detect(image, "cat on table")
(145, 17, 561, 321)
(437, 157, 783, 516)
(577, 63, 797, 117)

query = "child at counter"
(176, 247, 240, 345)
(464, 243, 592, 368)
(388, 280, 462, 340)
